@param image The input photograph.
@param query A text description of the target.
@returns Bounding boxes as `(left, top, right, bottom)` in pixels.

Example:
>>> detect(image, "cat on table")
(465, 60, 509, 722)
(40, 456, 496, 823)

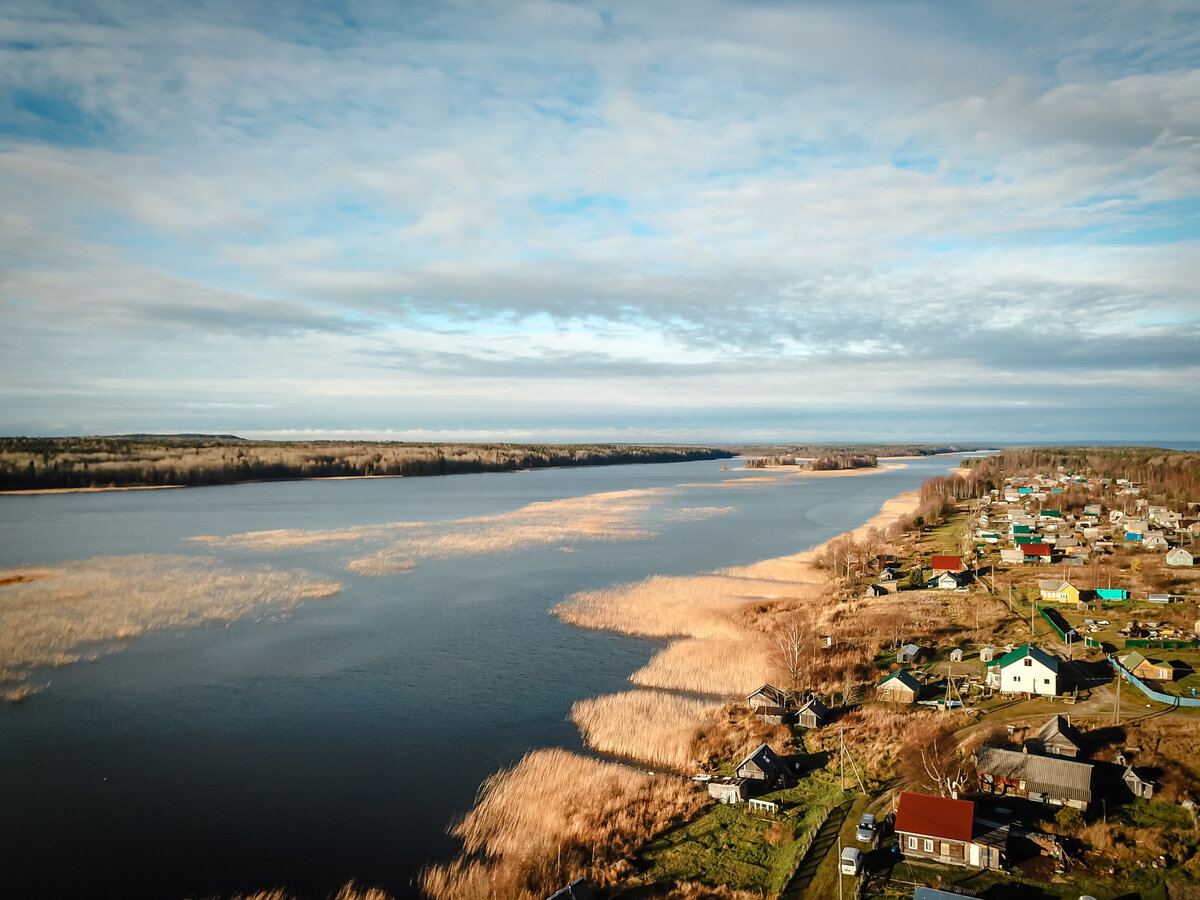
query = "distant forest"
(724, 443, 988, 459)
(0, 436, 735, 491)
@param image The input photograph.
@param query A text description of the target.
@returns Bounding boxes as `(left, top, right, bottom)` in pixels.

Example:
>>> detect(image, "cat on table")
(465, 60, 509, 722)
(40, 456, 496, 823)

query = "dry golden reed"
(420, 748, 705, 900)
(571, 690, 722, 770)
(630, 637, 772, 697)
(0, 554, 339, 698)
(192, 882, 391, 900)
(193, 489, 672, 575)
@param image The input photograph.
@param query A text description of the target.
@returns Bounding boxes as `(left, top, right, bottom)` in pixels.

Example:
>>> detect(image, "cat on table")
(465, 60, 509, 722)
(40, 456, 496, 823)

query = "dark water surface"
(0, 456, 965, 899)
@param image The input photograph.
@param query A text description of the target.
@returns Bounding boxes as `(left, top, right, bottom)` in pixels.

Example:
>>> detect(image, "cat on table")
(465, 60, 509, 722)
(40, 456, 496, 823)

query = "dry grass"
(692, 705, 793, 772)
(571, 690, 723, 770)
(630, 638, 773, 697)
(805, 705, 973, 785)
(420, 748, 706, 900)
(0, 555, 339, 699)
(629, 885, 763, 899)
(192, 489, 667, 575)
(192, 882, 392, 900)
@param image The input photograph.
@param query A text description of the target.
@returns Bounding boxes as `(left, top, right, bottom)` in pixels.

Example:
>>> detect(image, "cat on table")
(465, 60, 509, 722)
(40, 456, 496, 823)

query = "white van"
(840, 846, 863, 876)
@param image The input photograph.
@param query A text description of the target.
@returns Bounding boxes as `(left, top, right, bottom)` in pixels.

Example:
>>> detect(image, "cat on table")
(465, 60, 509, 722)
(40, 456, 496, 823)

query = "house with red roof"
(930, 555, 963, 573)
(894, 791, 1007, 870)
(1020, 543, 1053, 563)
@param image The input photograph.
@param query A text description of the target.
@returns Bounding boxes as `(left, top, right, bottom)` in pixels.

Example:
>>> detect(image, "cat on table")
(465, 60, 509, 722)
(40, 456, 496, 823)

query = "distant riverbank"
(0, 436, 734, 493)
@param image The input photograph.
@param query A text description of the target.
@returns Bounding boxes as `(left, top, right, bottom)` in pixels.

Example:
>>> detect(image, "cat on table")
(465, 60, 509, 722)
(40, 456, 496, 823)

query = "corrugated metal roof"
(894, 791, 974, 842)
(977, 747, 1093, 801)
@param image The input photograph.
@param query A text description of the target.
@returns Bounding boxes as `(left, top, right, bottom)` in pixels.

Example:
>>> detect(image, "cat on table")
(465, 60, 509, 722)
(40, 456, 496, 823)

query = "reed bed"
(206, 885, 391, 900)
(420, 748, 705, 900)
(629, 638, 772, 697)
(0, 554, 339, 699)
(571, 690, 723, 770)
(193, 489, 668, 576)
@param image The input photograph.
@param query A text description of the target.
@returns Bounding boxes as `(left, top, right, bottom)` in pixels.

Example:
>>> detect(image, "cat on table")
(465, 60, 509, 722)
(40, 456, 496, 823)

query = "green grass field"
(638, 775, 848, 894)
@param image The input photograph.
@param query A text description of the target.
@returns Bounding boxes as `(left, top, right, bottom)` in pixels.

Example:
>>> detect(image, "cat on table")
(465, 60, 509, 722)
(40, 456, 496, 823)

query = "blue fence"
(1108, 654, 1200, 708)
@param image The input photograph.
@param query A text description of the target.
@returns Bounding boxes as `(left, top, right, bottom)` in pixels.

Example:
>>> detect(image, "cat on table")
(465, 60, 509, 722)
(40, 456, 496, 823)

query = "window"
(908, 836, 917, 850)
(1044, 678, 1051, 685)
(923, 839, 934, 852)
(1024, 658, 1032, 666)
(1013, 675, 1021, 683)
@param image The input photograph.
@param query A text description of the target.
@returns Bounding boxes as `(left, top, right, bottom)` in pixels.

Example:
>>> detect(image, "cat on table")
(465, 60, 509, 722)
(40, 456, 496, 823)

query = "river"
(0, 454, 968, 899)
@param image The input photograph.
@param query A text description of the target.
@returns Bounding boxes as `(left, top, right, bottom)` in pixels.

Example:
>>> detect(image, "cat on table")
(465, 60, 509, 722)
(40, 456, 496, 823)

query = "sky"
(1, 0, 1198, 444)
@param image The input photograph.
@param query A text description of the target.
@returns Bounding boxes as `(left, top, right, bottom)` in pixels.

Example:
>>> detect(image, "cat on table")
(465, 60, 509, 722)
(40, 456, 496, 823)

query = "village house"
(1124, 651, 1183, 682)
(796, 696, 830, 729)
(1039, 580, 1081, 604)
(1000, 548, 1024, 565)
(745, 684, 788, 723)
(1024, 715, 1085, 759)
(894, 791, 1007, 870)
(988, 644, 1060, 697)
(1123, 765, 1156, 800)
(931, 555, 963, 573)
(735, 743, 789, 790)
(1143, 533, 1169, 551)
(930, 571, 967, 590)
(976, 747, 1095, 810)
(877, 668, 920, 703)
(1021, 543, 1054, 563)
(1166, 547, 1194, 567)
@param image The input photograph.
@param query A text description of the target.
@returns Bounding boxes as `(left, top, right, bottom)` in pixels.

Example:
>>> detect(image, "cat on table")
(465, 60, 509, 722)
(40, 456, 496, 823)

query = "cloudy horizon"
(2, 1, 1198, 443)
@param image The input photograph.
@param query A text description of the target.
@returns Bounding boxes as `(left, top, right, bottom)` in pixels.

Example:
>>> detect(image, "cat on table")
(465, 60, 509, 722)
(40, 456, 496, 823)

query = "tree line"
(0, 437, 734, 491)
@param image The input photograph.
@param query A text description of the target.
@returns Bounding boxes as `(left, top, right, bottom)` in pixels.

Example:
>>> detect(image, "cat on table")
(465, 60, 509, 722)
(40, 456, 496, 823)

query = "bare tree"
(775, 618, 810, 699)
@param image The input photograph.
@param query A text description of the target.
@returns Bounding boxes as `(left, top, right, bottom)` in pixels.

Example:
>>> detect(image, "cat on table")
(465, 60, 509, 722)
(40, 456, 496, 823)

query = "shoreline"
(1, 457, 901, 496)
(0, 484, 187, 496)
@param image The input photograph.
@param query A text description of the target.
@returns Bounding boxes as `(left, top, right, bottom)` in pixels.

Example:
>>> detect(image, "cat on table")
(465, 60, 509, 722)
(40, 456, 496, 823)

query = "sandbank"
(1, 484, 185, 496)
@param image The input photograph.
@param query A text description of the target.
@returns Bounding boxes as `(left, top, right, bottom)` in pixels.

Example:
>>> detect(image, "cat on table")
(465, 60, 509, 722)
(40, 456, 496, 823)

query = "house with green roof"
(990, 644, 1060, 696)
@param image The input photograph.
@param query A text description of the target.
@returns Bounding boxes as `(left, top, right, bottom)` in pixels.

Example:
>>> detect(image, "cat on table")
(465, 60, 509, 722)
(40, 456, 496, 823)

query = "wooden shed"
(796, 696, 830, 729)
(876, 669, 920, 704)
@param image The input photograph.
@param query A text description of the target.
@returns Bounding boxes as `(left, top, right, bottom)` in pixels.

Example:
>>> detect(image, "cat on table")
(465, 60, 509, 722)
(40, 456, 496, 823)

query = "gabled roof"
(1022, 543, 1053, 556)
(1037, 715, 1084, 751)
(877, 668, 920, 691)
(997, 643, 1059, 672)
(976, 747, 1093, 802)
(1124, 651, 1179, 671)
(894, 791, 974, 843)
(745, 684, 786, 705)
(736, 742, 786, 783)
(798, 696, 829, 717)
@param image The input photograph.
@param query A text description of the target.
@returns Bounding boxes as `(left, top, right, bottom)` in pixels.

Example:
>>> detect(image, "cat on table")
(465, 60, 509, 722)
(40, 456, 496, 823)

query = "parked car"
(839, 846, 863, 876)
(855, 813, 876, 843)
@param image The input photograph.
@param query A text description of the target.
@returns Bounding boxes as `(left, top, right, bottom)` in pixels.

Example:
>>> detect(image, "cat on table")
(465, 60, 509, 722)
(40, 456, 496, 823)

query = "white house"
(1166, 547, 1194, 567)
(992, 644, 1060, 697)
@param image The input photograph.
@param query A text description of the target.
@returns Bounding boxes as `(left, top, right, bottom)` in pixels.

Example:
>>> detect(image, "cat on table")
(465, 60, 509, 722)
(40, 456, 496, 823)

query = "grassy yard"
(867, 857, 1173, 900)
(637, 775, 849, 894)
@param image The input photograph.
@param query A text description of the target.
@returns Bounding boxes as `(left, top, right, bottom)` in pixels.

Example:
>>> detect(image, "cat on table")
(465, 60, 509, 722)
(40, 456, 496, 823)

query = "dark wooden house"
(735, 743, 788, 789)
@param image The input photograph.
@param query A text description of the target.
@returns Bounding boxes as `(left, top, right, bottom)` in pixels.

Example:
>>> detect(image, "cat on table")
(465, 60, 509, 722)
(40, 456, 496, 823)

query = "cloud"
(0, 0, 1197, 439)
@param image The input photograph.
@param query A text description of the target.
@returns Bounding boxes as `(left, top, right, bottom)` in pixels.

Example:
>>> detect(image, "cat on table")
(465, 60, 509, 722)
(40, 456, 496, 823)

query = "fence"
(1108, 653, 1200, 708)
(1035, 603, 1079, 644)
(779, 793, 850, 890)
(1125, 638, 1200, 650)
